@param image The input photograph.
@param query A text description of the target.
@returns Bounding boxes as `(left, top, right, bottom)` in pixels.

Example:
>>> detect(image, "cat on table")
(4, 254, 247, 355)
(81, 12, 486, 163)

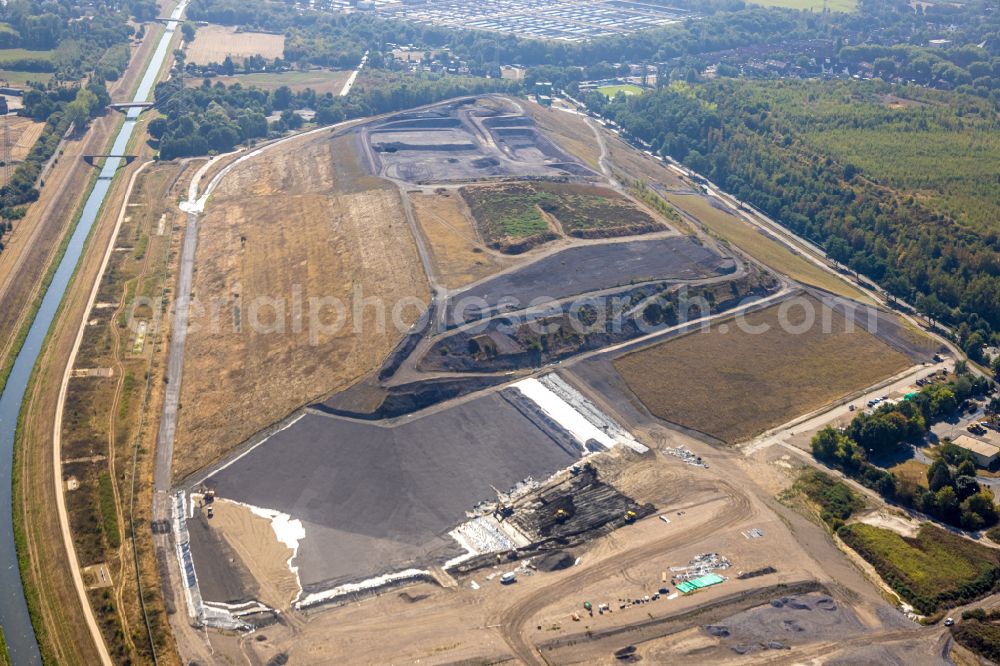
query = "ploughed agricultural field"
(186, 25, 285, 65)
(5, 116, 44, 161)
(0, 116, 44, 187)
(173, 130, 429, 482)
(199, 392, 580, 594)
(612, 295, 927, 443)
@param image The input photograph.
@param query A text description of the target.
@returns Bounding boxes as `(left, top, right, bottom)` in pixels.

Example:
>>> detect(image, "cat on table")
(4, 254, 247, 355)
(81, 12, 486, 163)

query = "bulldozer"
(554, 508, 570, 524)
(623, 510, 637, 523)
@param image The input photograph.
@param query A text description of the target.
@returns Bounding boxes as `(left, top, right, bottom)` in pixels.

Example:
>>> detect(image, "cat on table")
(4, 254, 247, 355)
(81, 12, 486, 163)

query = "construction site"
(156, 96, 951, 664)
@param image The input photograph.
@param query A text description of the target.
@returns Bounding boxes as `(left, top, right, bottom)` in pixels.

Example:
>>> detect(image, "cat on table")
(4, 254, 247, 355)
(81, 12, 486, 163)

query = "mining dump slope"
(0, 3, 187, 661)
(204, 393, 578, 592)
(445, 236, 734, 322)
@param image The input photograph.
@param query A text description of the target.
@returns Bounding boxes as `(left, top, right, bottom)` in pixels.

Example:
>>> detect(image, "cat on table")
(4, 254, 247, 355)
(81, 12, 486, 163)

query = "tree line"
(588, 79, 1000, 342)
(149, 71, 519, 160)
(0, 82, 110, 231)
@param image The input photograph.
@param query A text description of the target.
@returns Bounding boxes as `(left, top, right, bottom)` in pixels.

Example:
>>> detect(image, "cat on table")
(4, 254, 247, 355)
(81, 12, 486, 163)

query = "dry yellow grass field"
(174, 133, 429, 481)
(598, 132, 867, 301)
(185, 69, 351, 94)
(522, 101, 601, 169)
(889, 459, 930, 489)
(411, 191, 510, 289)
(5, 115, 44, 161)
(614, 298, 912, 443)
(665, 193, 869, 302)
(186, 25, 285, 65)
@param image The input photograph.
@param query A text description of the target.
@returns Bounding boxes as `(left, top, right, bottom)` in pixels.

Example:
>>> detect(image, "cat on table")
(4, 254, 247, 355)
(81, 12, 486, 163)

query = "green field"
(0, 68, 52, 85)
(839, 522, 1000, 614)
(749, 0, 857, 11)
(460, 182, 555, 253)
(597, 84, 644, 98)
(98, 473, 120, 549)
(0, 47, 56, 63)
(0, 625, 8, 666)
(734, 81, 1000, 233)
(807, 127, 1000, 233)
(533, 182, 661, 237)
(187, 68, 350, 94)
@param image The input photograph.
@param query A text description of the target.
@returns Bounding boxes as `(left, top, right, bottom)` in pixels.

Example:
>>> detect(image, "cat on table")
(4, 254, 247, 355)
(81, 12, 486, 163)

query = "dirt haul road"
(495, 479, 754, 664)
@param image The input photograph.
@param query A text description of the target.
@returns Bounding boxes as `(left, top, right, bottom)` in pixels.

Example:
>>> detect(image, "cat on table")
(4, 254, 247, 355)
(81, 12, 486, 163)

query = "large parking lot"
(392, 0, 694, 42)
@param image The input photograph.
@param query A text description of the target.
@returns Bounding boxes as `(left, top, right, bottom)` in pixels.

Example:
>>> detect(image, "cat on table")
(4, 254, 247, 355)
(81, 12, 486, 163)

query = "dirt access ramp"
(173, 130, 430, 482)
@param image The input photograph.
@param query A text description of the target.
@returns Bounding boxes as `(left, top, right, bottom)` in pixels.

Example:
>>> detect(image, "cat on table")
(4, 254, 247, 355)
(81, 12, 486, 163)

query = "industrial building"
(953, 434, 1000, 469)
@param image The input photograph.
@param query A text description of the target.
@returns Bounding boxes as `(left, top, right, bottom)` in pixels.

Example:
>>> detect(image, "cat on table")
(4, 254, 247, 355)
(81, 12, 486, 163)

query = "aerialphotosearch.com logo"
(124, 285, 880, 344)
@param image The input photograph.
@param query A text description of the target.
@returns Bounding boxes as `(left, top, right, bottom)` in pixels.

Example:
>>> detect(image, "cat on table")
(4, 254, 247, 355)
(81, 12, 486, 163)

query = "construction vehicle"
(491, 484, 514, 520)
(554, 508, 570, 523)
(624, 510, 637, 523)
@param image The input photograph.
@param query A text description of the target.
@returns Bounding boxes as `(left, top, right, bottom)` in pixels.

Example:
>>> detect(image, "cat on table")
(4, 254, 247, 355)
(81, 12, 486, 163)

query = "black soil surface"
(703, 593, 869, 658)
(202, 393, 579, 592)
(187, 507, 258, 604)
(445, 237, 735, 325)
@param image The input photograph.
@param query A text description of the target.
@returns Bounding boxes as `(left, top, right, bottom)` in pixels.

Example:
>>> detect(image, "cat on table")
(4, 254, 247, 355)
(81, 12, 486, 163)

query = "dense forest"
(0, 0, 149, 79)
(588, 79, 1000, 344)
(0, 0, 149, 230)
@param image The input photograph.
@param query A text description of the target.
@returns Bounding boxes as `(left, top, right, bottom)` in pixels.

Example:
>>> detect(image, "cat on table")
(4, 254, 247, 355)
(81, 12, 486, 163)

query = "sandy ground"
(410, 190, 509, 288)
(162, 97, 954, 665)
(853, 509, 920, 538)
(208, 499, 300, 610)
(174, 132, 430, 481)
(186, 25, 284, 65)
